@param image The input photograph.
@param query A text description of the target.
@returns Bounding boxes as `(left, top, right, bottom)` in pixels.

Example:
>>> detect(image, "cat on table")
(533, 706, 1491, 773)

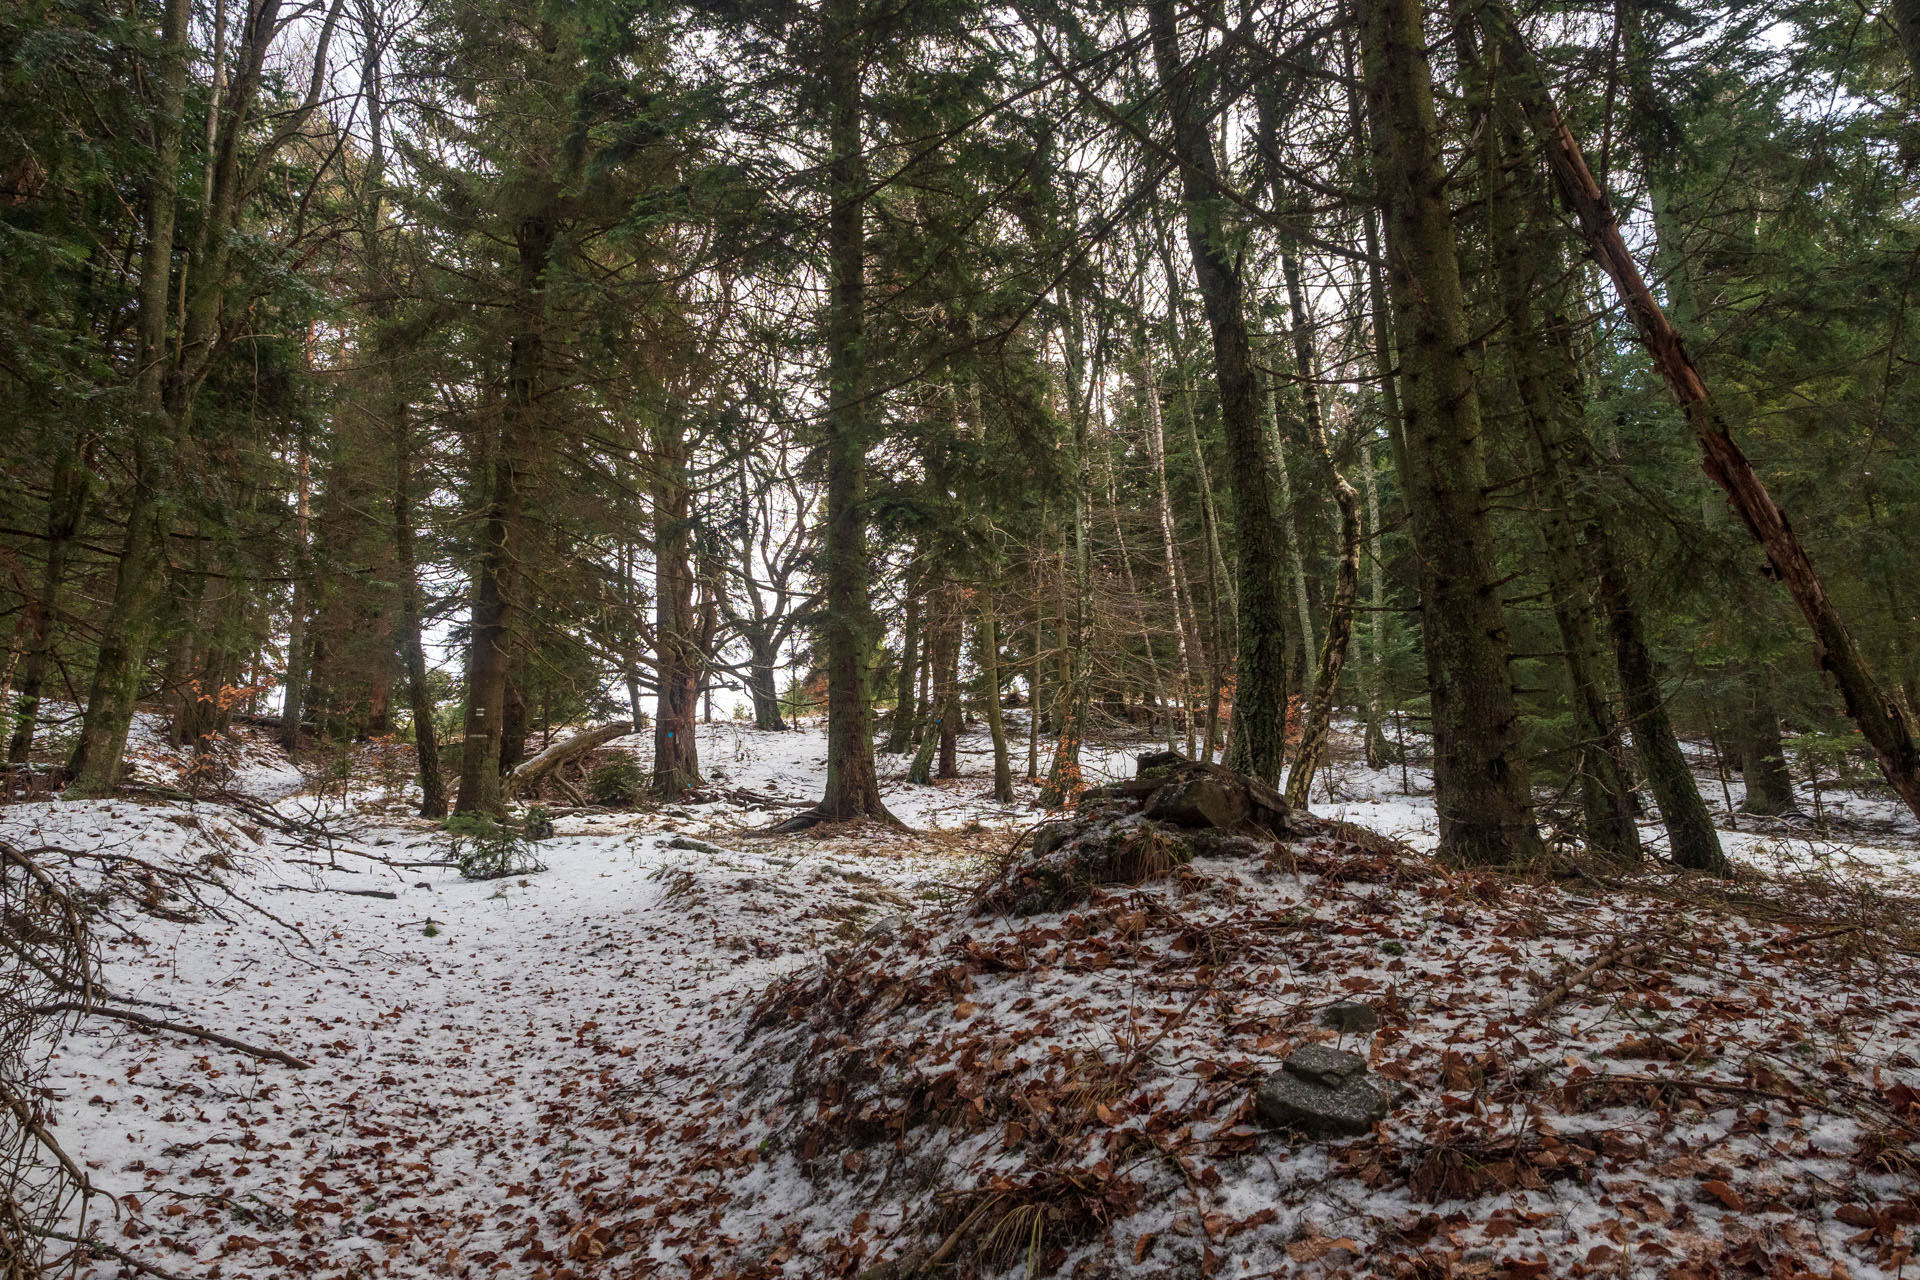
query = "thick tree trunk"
(1592, 538, 1726, 870)
(745, 633, 786, 731)
(456, 212, 552, 815)
(803, 0, 892, 827)
(651, 418, 703, 800)
(1358, 0, 1541, 865)
(1464, 36, 1643, 860)
(1486, 3, 1920, 825)
(64, 0, 192, 797)
(1148, 0, 1289, 786)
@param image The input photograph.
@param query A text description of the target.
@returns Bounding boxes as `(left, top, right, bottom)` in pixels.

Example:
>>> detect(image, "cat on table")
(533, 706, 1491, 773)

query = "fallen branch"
(33, 1002, 311, 1069)
(34, 1230, 187, 1280)
(266, 884, 400, 900)
(1525, 936, 1654, 1019)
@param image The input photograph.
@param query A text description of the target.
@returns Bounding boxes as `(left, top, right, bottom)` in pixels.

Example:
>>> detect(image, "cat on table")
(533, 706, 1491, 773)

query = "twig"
(33, 1002, 311, 1069)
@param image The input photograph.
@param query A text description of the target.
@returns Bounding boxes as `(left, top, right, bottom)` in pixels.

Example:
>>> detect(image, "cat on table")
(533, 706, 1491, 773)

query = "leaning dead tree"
(1482, 3, 1920, 825)
(0, 840, 95, 1278)
(504, 721, 637, 800)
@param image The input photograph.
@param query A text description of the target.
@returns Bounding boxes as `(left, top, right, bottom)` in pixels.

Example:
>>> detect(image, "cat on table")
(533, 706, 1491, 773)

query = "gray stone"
(1320, 1001, 1381, 1034)
(1282, 1043, 1368, 1088)
(1255, 1067, 1390, 1137)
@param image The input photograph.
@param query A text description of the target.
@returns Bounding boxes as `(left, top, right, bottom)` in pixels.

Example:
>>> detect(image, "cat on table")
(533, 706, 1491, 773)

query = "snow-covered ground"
(4, 713, 1916, 1277)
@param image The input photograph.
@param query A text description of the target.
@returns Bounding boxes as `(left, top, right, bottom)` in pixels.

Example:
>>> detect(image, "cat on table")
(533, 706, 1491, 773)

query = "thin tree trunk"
(1148, 0, 1289, 786)
(394, 405, 446, 818)
(885, 580, 919, 753)
(1042, 304, 1094, 806)
(8, 446, 89, 763)
(1359, 441, 1399, 769)
(1140, 351, 1200, 759)
(979, 614, 1014, 802)
(1284, 403, 1362, 810)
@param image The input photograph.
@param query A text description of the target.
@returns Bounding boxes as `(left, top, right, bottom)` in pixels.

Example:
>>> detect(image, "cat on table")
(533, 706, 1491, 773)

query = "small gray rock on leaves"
(1255, 1045, 1389, 1137)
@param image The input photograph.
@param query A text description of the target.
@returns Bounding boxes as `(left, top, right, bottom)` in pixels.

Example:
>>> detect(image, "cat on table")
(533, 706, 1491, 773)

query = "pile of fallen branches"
(0, 839, 95, 1278)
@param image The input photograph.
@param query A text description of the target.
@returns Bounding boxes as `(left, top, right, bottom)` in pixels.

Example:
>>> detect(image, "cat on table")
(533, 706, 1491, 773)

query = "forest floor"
(6, 714, 1919, 1279)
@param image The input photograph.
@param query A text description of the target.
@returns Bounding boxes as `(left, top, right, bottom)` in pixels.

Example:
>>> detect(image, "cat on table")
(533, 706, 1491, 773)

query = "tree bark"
(979, 615, 1014, 802)
(1732, 676, 1800, 816)
(885, 581, 919, 753)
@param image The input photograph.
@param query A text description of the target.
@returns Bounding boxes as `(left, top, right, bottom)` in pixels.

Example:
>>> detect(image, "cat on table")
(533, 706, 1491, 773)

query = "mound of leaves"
(707, 764, 1920, 1279)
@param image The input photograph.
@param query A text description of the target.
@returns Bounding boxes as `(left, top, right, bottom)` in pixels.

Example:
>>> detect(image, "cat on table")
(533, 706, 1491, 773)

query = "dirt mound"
(981, 752, 1291, 915)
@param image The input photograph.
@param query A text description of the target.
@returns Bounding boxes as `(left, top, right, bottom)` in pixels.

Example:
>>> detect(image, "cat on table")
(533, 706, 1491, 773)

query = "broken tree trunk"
(1483, 3, 1920, 825)
(504, 721, 634, 800)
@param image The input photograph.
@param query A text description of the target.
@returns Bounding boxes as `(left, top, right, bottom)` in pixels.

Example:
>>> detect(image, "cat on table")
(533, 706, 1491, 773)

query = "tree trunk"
(456, 210, 552, 815)
(1358, 0, 1541, 865)
(8, 445, 89, 763)
(885, 583, 919, 752)
(1140, 350, 1201, 760)
(979, 615, 1014, 802)
(651, 417, 703, 800)
(1592, 537, 1726, 870)
(1042, 304, 1094, 805)
(1732, 676, 1800, 816)
(64, 0, 192, 797)
(1148, 0, 1290, 786)
(393, 402, 447, 818)
(804, 0, 892, 826)
(745, 632, 786, 731)
(1465, 29, 1642, 860)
